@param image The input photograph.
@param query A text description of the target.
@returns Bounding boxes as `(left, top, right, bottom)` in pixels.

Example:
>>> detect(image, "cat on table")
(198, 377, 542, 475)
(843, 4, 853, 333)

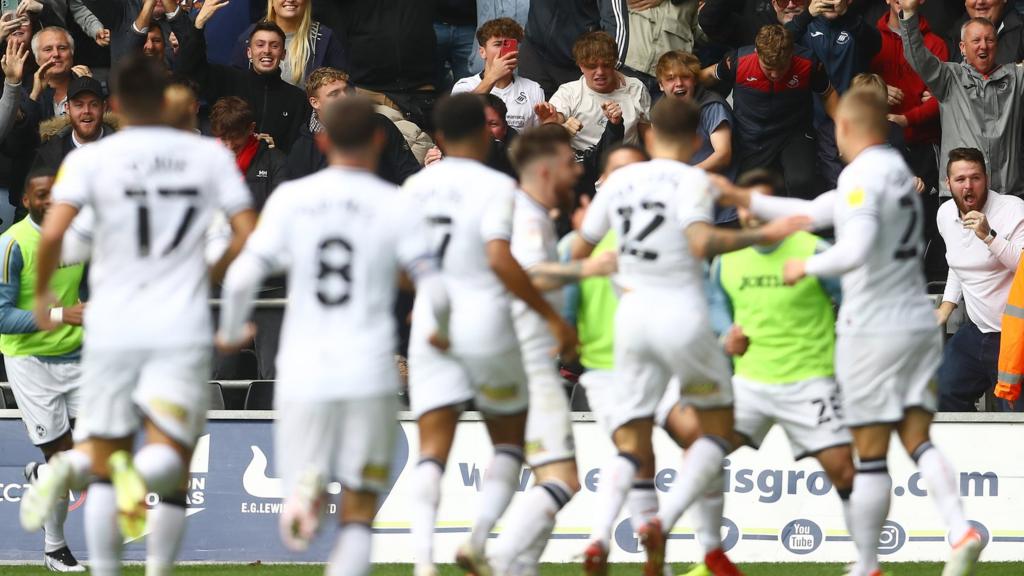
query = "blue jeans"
(434, 22, 477, 92)
(938, 322, 1022, 412)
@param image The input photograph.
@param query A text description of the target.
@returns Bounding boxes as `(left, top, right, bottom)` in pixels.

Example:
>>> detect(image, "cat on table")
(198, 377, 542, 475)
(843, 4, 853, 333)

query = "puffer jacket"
(901, 12, 1024, 197)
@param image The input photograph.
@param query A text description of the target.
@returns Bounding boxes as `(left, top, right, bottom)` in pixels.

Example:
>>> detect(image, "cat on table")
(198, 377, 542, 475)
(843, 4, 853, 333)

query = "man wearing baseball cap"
(32, 76, 112, 171)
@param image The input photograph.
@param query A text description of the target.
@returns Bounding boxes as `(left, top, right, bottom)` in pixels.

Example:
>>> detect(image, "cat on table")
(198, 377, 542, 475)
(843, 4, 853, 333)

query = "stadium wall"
(0, 411, 1020, 564)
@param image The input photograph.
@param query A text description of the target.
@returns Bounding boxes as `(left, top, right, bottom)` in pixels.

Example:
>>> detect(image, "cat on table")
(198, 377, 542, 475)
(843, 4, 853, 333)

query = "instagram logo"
(877, 521, 906, 555)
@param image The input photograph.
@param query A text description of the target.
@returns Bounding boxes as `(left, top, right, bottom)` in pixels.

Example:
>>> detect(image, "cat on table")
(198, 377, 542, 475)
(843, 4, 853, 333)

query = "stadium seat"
(243, 380, 275, 410)
(0, 388, 6, 409)
(208, 382, 226, 411)
(569, 383, 590, 411)
(0, 386, 13, 409)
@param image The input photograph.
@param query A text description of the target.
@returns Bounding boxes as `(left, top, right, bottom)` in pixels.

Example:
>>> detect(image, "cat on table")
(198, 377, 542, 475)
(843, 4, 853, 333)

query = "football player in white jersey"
(216, 96, 449, 576)
(486, 125, 618, 576)
(714, 88, 983, 576)
(572, 97, 808, 576)
(404, 94, 578, 576)
(23, 55, 258, 576)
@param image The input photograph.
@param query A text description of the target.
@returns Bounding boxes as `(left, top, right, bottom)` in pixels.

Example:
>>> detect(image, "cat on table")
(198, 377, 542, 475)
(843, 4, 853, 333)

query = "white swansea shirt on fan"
(452, 73, 546, 130)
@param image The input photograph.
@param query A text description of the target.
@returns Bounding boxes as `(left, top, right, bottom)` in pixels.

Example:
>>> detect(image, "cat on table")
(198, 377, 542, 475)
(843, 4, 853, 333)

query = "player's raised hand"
(782, 258, 808, 286)
(33, 290, 59, 331)
(582, 250, 617, 277)
(196, 0, 230, 29)
(723, 325, 749, 356)
(760, 215, 811, 246)
(548, 317, 580, 364)
(708, 173, 753, 208)
(428, 330, 450, 352)
(215, 322, 256, 354)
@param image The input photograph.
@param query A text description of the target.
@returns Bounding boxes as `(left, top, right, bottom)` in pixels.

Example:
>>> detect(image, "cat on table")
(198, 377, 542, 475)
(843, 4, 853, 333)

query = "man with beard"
(32, 76, 111, 171)
(936, 148, 1024, 411)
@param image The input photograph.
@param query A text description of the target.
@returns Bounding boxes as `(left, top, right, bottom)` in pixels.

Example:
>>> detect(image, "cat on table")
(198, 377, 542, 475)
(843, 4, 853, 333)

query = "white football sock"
(626, 480, 658, 533)
(327, 523, 373, 576)
(913, 441, 971, 542)
(43, 491, 69, 553)
(145, 496, 188, 576)
(468, 445, 523, 552)
(412, 458, 443, 570)
(657, 436, 728, 531)
(590, 454, 639, 545)
(695, 470, 725, 554)
(850, 459, 891, 574)
(84, 482, 122, 576)
(489, 480, 572, 573)
(134, 444, 184, 497)
(838, 487, 855, 543)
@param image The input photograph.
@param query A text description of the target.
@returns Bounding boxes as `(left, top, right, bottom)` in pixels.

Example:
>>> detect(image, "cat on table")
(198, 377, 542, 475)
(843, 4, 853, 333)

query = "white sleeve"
(987, 199, 1024, 271)
(61, 208, 94, 265)
(450, 77, 476, 95)
(217, 252, 266, 343)
(239, 190, 291, 274)
(481, 184, 515, 243)
(51, 148, 93, 209)
(579, 187, 613, 245)
(211, 145, 254, 217)
(512, 213, 550, 269)
(395, 199, 439, 280)
(804, 215, 878, 277)
(634, 82, 652, 123)
(677, 171, 714, 230)
(751, 190, 837, 229)
(942, 268, 962, 306)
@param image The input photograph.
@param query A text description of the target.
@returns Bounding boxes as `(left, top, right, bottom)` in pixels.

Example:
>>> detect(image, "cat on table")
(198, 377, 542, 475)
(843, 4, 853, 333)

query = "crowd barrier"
(0, 411, 1021, 564)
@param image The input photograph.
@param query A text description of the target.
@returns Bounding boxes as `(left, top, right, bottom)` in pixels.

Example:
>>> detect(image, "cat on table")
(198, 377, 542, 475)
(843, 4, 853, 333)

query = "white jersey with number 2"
(402, 157, 519, 357)
(51, 126, 252, 351)
(752, 145, 935, 335)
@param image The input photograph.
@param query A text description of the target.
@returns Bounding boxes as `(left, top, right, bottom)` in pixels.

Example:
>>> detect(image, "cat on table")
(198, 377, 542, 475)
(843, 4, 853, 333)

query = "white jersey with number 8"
(51, 127, 252, 351)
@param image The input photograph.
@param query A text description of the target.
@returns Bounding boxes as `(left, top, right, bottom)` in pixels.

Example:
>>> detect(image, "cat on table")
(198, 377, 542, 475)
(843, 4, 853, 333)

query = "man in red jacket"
(870, 0, 949, 192)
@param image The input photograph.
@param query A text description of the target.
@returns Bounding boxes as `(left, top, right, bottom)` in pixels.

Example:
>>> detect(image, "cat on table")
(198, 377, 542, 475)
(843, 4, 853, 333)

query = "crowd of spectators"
(1, 0, 1023, 411)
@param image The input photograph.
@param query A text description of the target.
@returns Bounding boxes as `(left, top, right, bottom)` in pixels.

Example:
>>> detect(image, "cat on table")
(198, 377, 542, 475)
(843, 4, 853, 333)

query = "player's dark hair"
(737, 168, 785, 196)
(250, 19, 286, 44)
(508, 124, 572, 173)
(483, 93, 508, 122)
(433, 93, 487, 143)
(322, 95, 379, 152)
(111, 53, 169, 119)
(946, 147, 987, 176)
(597, 143, 649, 176)
(650, 96, 700, 142)
(209, 96, 255, 138)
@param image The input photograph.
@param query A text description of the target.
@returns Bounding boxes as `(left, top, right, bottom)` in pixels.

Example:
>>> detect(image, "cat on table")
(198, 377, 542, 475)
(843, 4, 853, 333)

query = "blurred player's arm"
(35, 202, 79, 330)
(686, 216, 809, 259)
(712, 173, 836, 229)
(0, 237, 39, 333)
(706, 257, 732, 337)
(802, 214, 877, 278)
(527, 252, 617, 292)
(571, 186, 614, 260)
(209, 208, 257, 283)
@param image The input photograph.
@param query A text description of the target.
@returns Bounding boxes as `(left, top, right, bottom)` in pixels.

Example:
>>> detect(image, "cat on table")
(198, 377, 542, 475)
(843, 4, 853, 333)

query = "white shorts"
(836, 329, 941, 428)
(610, 291, 732, 432)
(733, 375, 851, 459)
(582, 370, 694, 436)
(275, 395, 398, 495)
(74, 346, 212, 448)
(521, 339, 574, 467)
(409, 344, 528, 418)
(5, 355, 81, 446)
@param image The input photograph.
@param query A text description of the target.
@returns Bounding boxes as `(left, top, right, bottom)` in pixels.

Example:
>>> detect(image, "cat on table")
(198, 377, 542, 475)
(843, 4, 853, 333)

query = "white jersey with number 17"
(402, 157, 519, 357)
(580, 158, 711, 296)
(51, 127, 252, 351)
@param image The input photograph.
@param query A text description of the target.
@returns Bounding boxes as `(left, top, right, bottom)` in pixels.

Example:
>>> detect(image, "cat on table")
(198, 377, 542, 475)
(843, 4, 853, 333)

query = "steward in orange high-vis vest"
(996, 257, 1024, 406)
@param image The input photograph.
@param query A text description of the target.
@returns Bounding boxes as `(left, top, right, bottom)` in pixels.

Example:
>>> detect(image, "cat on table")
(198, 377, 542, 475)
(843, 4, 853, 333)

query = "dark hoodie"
(177, 23, 309, 153)
(286, 113, 420, 184)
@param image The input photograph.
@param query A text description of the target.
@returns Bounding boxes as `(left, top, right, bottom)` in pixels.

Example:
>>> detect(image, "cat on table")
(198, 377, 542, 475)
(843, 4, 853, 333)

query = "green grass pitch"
(3, 563, 1024, 575)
